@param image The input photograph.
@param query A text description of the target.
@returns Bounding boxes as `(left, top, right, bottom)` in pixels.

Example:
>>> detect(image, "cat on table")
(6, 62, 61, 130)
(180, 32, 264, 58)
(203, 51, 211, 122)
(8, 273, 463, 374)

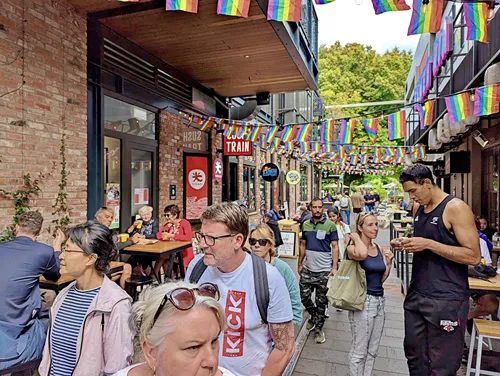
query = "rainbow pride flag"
(383, 147, 396, 163)
(362, 118, 379, 142)
(360, 146, 372, 154)
(199, 118, 214, 131)
(259, 134, 267, 149)
(407, 0, 443, 35)
(445, 92, 472, 123)
(474, 84, 500, 116)
(464, 2, 489, 43)
(324, 143, 334, 153)
(360, 154, 370, 164)
(166, 0, 198, 13)
(339, 146, 347, 159)
(299, 142, 310, 154)
(270, 138, 280, 153)
(295, 123, 313, 142)
(267, 0, 301, 22)
(351, 154, 360, 165)
(280, 125, 297, 142)
(424, 100, 435, 126)
(371, 0, 410, 15)
(217, 0, 251, 17)
(312, 142, 321, 155)
(414, 103, 425, 129)
(249, 125, 262, 142)
(339, 119, 356, 144)
(237, 122, 250, 139)
(387, 111, 407, 140)
(264, 126, 279, 144)
(414, 144, 426, 160)
(321, 120, 335, 144)
(394, 147, 405, 164)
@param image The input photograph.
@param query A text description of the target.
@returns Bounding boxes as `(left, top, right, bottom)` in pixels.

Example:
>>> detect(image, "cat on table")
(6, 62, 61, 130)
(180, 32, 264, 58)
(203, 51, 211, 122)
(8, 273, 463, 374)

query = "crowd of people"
(0, 164, 498, 376)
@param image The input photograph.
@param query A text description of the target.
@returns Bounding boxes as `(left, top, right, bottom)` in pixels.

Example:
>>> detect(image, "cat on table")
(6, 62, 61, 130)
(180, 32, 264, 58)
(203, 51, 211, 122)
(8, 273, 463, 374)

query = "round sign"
(188, 169, 206, 190)
(213, 157, 223, 183)
(261, 163, 280, 182)
(286, 170, 301, 185)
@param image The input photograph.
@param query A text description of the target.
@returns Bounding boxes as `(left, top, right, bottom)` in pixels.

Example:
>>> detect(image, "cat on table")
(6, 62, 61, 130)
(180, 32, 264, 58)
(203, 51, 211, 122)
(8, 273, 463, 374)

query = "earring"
(152, 366, 156, 376)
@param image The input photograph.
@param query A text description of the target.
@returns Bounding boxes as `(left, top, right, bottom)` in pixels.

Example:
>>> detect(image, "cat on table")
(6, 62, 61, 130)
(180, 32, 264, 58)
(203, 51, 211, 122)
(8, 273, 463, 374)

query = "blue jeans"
(341, 209, 351, 225)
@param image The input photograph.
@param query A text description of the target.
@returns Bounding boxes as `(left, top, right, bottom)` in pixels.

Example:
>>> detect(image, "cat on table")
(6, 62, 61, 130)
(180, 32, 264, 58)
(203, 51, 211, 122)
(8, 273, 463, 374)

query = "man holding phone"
(391, 165, 480, 375)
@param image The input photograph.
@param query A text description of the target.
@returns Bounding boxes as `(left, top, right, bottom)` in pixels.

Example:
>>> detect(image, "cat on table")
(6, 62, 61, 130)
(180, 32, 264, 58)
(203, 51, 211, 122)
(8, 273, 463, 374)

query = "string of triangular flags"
(322, 164, 397, 176)
(315, 0, 495, 42)
(117, 0, 301, 22)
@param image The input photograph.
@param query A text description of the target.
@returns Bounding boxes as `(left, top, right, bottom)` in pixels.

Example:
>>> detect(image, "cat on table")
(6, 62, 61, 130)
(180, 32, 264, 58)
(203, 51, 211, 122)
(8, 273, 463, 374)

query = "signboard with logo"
(224, 135, 252, 156)
(213, 157, 223, 183)
(261, 163, 280, 182)
(185, 155, 209, 220)
(286, 170, 301, 185)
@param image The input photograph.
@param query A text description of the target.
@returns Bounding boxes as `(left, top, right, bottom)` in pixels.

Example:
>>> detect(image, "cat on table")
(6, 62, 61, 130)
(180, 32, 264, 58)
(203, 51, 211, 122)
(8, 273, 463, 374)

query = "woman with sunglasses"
(248, 224, 303, 325)
(113, 281, 235, 376)
(39, 221, 134, 376)
(155, 204, 194, 278)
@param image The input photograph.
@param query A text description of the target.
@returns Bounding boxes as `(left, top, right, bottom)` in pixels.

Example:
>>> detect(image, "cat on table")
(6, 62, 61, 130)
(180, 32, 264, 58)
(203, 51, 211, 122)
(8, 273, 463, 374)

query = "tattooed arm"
(262, 321, 295, 376)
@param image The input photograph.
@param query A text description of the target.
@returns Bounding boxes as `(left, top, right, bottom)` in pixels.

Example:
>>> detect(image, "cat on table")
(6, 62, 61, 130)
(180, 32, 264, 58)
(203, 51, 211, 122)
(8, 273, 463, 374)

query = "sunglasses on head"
(152, 283, 220, 326)
(248, 238, 269, 247)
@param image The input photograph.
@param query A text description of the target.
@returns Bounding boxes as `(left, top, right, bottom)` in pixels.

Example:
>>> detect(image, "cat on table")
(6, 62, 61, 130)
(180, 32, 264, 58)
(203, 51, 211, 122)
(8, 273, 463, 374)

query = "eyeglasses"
(152, 283, 220, 326)
(62, 249, 86, 255)
(195, 232, 235, 246)
(248, 238, 269, 247)
(164, 213, 174, 218)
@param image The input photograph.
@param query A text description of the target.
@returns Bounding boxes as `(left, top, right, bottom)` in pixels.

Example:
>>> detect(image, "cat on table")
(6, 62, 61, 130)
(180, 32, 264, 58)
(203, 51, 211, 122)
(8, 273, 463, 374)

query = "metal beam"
(326, 100, 405, 109)
(89, 0, 164, 20)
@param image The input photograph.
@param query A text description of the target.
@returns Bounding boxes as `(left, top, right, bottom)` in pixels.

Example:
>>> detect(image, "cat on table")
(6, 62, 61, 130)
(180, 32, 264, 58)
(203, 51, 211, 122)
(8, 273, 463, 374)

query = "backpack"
(189, 253, 270, 324)
(340, 197, 349, 208)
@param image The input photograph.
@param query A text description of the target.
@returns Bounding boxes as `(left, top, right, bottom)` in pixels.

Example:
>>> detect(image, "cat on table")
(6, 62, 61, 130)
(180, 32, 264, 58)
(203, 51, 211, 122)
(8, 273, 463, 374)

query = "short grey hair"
(130, 281, 226, 350)
(201, 202, 249, 243)
(94, 207, 113, 219)
(18, 211, 44, 236)
(138, 205, 153, 216)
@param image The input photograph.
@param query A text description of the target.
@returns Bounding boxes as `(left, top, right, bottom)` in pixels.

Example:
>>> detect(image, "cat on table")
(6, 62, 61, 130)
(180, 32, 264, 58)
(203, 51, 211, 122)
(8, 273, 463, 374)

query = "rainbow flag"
(388, 111, 407, 140)
(464, 2, 489, 43)
(321, 120, 335, 144)
(295, 123, 313, 142)
(424, 100, 435, 126)
(166, 0, 198, 13)
(267, 0, 301, 21)
(351, 154, 360, 165)
(270, 138, 280, 153)
(299, 142, 310, 154)
(259, 134, 267, 149)
(249, 125, 262, 142)
(199, 118, 214, 131)
(383, 147, 396, 163)
(283, 141, 294, 151)
(360, 154, 370, 164)
(407, 0, 443, 35)
(360, 146, 372, 154)
(445, 92, 472, 123)
(312, 142, 321, 155)
(314, 0, 335, 4)
(280, 125, 297, 142)
(237, 122, 250, 139)
(217, 0, 251, 17)
(414, 144, 426, 160)
(362, 118, 379, 142)
(324, 144, 334, 153)
(339, 146, 347, 159)
(394, 147, 405, 164)
(339, 119, 356, 144)
(264, 126, 279, 144)
(474, 84, 500, 116)
(414, 103, 425, 130)
(371, 0, 410, 15)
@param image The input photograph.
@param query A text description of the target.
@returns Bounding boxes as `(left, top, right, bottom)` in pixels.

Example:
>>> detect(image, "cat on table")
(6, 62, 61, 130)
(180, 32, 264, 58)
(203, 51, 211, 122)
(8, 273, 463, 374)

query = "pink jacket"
(39, 276, 134, 376)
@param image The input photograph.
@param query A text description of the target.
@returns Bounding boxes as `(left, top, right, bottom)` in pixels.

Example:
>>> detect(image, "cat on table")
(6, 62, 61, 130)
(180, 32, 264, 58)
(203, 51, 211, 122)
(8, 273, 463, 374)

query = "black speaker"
(444, 151, 470, 174)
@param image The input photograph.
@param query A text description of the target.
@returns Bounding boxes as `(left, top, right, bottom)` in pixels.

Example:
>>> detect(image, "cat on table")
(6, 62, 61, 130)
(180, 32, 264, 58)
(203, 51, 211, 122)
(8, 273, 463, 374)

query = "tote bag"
(327, 255, 367, 311)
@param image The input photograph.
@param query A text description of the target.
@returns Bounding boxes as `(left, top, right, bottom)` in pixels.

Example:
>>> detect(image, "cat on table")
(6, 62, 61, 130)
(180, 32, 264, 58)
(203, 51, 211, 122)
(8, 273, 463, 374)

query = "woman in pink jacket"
(39, 221, 134, 376)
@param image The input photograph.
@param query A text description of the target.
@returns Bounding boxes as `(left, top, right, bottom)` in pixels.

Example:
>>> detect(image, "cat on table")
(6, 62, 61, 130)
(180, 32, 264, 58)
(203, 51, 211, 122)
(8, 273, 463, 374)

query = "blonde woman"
(249, 224, 303, 325)
(113, 281, 235, 376)
(345, 214, 394, 376)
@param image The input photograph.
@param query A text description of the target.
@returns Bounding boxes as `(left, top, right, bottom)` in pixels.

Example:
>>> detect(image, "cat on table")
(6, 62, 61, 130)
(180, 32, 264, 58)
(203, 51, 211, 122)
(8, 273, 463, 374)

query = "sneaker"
(306, 319, 315, 331)
(462, 344, 469, 364)
(314, 330, 326, 344)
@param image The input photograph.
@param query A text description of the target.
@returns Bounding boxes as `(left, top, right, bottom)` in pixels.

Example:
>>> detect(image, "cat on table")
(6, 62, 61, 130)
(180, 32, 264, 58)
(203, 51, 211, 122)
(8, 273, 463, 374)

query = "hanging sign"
(224, 135, 252, 156)
(261, 163, 280, 182)
(185, 155, 209, 220)
(286, 170, 301, 185)
(213, 157, 223, 183)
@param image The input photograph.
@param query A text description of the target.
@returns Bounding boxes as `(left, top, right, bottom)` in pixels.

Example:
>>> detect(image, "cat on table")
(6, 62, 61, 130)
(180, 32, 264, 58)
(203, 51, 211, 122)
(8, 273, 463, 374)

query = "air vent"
(158, 69, 192, 102)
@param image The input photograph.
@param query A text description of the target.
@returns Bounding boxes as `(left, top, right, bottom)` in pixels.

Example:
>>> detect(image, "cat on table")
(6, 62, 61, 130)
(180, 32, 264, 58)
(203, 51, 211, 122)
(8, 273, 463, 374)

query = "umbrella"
(382, 182, 399, 189)
(358, 183, 374, 189)
(323, 183, 337, 189)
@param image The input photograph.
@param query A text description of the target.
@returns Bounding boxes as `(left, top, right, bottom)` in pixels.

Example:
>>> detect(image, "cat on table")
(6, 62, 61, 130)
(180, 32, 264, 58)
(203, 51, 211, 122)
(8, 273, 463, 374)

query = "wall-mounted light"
(472, 130, 489, 148)
(470, 91, 475, 102)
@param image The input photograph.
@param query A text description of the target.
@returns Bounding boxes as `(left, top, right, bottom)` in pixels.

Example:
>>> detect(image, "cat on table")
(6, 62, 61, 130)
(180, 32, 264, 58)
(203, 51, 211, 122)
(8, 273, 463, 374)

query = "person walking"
(327, 207, 351, 261)
(346, 214, 394, 376)
(364, 190, 375, 213)
(391, 164, 480, 376)
(350, 188, 364, 223)
(298, 198, 340, 344)
(339, 191, 352, 225)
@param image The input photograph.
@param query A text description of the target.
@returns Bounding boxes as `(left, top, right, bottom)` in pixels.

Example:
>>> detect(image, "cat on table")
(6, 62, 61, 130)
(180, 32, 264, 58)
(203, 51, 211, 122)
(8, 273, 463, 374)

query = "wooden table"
(491, 246, 500, 266)
(122, 240, 192, 281)
(469, 274, 500, 294)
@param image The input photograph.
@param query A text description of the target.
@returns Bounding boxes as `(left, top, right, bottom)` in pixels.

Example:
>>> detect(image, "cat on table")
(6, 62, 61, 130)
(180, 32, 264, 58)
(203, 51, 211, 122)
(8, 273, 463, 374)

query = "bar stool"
(466, 318, 500, 376)
(125, 275, 154, 301)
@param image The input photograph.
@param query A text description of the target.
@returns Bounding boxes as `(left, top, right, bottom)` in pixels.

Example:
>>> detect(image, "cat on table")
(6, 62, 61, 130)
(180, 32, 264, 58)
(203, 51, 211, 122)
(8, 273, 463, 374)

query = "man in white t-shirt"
(185, 202, 295, 376)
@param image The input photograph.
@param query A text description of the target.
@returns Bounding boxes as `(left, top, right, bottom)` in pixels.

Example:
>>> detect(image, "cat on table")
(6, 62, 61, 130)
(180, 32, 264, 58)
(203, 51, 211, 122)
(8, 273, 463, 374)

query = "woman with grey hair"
(113, 281, 235, 376)
(39, 221, 134, 376)
(127, 205, 159, 239)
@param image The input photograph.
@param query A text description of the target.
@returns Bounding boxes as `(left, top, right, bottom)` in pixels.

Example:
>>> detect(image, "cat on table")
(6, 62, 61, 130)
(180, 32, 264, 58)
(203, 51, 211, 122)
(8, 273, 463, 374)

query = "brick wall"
(0, 0, 87, 244)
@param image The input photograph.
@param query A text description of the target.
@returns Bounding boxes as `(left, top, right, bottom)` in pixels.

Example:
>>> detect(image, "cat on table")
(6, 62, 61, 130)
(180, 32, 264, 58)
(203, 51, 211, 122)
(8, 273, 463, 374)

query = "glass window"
(104, 96, 156, 139)
(300, 164, 308, 202)
(183, 127, 209, 152)
(482, 149, 499, 232)
(104, 137, 121, 229)
(243, 166, 256, 212)
(131, 149, 154, 218)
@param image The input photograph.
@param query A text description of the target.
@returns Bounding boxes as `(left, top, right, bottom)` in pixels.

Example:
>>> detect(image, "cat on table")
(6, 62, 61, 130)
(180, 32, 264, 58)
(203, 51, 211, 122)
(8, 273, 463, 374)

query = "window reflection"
(104, 96, 156, 140)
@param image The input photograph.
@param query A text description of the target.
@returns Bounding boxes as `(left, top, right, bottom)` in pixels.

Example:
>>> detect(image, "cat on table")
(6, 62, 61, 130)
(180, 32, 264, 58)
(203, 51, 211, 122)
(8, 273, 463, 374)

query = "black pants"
(403, 290, 468, 376)
(299, 269, 330, 330)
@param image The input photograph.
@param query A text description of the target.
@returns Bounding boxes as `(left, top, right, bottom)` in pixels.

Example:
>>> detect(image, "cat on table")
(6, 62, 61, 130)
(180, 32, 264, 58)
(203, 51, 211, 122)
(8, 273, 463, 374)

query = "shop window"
(482, 149, 499, 231)
(104, 96, 156, 140)
(243, 166, 256, 212)
(104, 137, 121, 229)
(183, 127, 209, 152)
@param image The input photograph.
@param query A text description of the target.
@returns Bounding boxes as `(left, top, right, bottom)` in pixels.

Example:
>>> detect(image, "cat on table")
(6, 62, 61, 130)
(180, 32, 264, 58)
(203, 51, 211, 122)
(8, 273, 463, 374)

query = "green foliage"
(0, 174, 42, 242)
(51, 131, 70, 235)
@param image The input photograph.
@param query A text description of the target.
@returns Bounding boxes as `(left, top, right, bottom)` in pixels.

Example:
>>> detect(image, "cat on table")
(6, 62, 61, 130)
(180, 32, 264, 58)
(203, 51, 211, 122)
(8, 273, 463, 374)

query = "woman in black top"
(346, 214, 394, 376)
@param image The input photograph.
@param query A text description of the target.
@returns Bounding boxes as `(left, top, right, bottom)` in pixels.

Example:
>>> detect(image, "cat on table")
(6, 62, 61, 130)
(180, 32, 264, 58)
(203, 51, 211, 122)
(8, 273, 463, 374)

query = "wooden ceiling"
(67, 0, 310, 97)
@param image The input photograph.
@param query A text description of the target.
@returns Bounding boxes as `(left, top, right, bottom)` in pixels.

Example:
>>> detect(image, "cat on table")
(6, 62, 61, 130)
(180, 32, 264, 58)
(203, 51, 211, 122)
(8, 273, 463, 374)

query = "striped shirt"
(49, 286, 101, 376)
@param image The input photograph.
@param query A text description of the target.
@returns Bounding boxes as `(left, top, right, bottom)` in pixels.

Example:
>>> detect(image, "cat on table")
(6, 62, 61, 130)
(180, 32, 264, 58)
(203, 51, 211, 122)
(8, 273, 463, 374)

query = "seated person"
(476, 217, 493, 253)
(478, 216, 496, 241)
(127, 205, 159, 238)
(266, 204, 283, 221)
(398, 198, 408, 211)
(0, 211, 60, 372)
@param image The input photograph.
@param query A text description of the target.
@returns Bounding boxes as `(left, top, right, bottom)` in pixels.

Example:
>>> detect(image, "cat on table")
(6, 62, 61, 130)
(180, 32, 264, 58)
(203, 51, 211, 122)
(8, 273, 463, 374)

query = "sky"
(315, 0, 421, 54)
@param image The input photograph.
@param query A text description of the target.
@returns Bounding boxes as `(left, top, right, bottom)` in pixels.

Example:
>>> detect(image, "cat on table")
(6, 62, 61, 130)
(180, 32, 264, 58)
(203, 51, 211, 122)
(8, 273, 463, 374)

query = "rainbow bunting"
(270, 138, 280, 153)
(259, 134, 267, 149)
(387, 110, 407, 140)
(424, 100, 435, 126)
(463, 2, 489, 43)
(165, 0, 198, 13)
(383, 147, 396, 163)
(415, 145, 426, 160)
(280, 125, 297, 142)
(374, 148, 383, 164)
(351, 154, 360, 165)
(283, 142, 294, 151)
(407, 0, 443, 35)
(324, 144, 334, 153)
(360, 154, 370, 164)
(267, 0, 301, 22)
(264, 126, 279, 144)
(339, 119, 356, 144)
(237, 122, 251, 139)
(217, 0, 251, 17)
(360, 146, 372, 154)
(312, 142, 321, 154)
(414, 104, 425, 130)
(371, 0, 410, 15)
(339, 146, 347, 159)
(295, 123, 313, 142)
(299, 142, 310, 154)
(321, 120, 335, 144)
(394, 147, 405, 164)
(249, 125, 262, 142)
(362, 118, 379, 142)
(199, 118, 213, 132)
(445, 92, 472, 124)
(474, 84, 500, 116)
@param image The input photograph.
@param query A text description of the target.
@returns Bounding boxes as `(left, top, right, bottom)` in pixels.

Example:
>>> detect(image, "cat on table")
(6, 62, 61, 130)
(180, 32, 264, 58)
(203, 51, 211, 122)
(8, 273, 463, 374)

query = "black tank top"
(411, 195, 469, 301)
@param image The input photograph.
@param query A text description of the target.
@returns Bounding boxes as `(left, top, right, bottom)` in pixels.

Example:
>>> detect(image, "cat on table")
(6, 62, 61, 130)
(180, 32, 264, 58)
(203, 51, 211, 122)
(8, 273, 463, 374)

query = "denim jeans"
(348, 295, 386, 376)
(341, 209, 351, 225)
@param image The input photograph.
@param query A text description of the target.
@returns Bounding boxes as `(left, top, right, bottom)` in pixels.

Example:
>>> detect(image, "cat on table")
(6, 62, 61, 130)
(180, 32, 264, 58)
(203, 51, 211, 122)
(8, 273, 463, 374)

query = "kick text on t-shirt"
(223, 290, 246, 357)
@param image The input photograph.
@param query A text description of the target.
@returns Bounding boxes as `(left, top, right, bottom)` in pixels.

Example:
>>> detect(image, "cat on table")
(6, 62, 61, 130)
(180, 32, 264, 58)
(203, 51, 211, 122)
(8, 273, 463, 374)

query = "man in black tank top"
(391, 165, 481, 376)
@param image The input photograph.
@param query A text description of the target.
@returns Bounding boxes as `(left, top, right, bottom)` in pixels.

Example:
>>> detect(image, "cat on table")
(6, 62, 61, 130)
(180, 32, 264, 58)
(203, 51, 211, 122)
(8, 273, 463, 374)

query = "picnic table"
(469, 273, 500, 295)
(122, 240, 192, 281)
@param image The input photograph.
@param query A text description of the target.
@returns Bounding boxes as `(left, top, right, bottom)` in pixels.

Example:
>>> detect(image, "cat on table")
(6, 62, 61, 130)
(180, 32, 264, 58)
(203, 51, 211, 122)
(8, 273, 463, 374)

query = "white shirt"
(336, 221, 351, 261)
(112, 363, 236, 376)
(480, 238, 492, 265)
(186, 253, 293, 376)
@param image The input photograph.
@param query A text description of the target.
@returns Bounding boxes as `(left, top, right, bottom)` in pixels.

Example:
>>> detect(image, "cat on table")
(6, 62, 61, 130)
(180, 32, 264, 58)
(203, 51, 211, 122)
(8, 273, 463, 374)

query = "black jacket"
(266, 219, 284, 248)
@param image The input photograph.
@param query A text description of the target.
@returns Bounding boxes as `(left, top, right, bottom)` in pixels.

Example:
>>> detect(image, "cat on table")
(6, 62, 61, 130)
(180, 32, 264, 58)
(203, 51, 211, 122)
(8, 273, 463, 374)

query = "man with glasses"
(185, 202, 295, 376)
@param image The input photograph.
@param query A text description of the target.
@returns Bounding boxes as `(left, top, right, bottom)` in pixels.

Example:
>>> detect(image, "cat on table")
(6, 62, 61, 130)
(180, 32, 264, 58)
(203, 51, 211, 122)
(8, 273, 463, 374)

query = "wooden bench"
(466, 319, 500, 375)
